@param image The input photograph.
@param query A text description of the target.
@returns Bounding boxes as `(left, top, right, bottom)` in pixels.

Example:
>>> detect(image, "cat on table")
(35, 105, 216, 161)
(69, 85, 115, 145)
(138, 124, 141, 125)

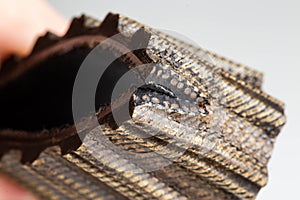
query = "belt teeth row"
(117, 14, 285, 199)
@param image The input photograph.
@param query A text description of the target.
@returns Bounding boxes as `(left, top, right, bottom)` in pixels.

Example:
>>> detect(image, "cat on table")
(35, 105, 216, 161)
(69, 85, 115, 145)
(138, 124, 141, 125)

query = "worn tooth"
(30, 32, 60, 54)
(60, 135, 83, 155)
(130, 27, 151, 50)
(129, 27, 153, 63)
(21, 148, 45, 164)
(64, 15, 86, 38)
(98, 12, 119, 36)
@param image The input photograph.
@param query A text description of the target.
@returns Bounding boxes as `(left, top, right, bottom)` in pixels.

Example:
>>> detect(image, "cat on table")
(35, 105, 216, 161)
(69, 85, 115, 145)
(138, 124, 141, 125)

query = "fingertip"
(0, 0, 69, 61)
(0, 174, 37, 200)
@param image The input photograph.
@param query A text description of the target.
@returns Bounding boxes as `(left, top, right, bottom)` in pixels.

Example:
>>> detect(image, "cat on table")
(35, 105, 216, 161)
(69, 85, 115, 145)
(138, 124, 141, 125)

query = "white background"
(48, 1, 300, 199)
